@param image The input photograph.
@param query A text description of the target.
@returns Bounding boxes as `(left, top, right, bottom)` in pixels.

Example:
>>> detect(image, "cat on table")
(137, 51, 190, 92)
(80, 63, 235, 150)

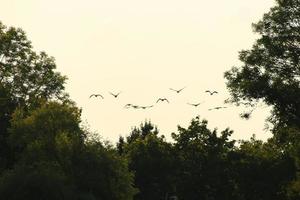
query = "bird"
(156, 98, 170, 103)
(205, 90, 218, 95)
(109, 91, 121, 98)
(169, 87, 186, 93)
(89, 94, 104, 99)
(139, 105, 154, 109)
(208, 106, 227, 111)
(187, 102, 204, 107)
(131, 105, 140, 109)
(124, 104, 133, 108)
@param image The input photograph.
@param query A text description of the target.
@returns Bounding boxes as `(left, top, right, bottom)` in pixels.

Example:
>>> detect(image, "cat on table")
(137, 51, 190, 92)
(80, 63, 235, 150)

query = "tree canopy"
(0, 22, 67, 105)
(224, 0, 300, 133)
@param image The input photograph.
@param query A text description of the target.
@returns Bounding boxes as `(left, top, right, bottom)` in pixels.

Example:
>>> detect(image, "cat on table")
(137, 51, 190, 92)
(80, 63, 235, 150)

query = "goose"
(208, 106, 227, 111)
(169, 87, 186, 93)
(89, 94, 104, 99)
(109, 91, 121, 98)
(205, 90, 218, 95)
(139, 105, 154, 109)
(156, 98, 170, 103)
(187, 102, 204, 107)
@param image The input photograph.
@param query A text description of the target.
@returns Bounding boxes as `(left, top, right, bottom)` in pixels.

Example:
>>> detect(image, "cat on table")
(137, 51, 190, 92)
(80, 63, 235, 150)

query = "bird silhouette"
(205, 90, 218, 95)
(170, 87, 186, 93)
(131, 105, 140, 109)
(89, 94, 104, 99)
(187, 102, 204, 107)
(156, 98, 170, 103)
(109, 91, 121, 98)
(208, 106, 227, 111)
(139, 105, 154, 109)
(124, 104, 133, 108)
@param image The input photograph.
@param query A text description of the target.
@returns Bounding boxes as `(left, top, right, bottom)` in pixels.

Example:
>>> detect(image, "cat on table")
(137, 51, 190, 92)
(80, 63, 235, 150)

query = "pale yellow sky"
(1, 0, 275, 142)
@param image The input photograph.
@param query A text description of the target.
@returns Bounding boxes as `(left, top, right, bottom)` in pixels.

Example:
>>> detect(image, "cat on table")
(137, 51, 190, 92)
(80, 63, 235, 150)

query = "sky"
(1, 0, 276, 142)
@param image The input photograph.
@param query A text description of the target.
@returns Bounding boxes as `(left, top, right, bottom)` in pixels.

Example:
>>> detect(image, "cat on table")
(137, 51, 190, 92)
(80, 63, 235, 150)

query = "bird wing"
(156, 98, 162, 103)
(98, 94, 104, 99)
(187, 103, 196, 106)
(179, 87, 186, 92)
(169, 88, 177, 92)
(89, 94, 95, 98)
(124, 104, 132, 108)
(165, 99, 170, 103)
(213, 91, 218, 94)
(109, 92, 116, 96)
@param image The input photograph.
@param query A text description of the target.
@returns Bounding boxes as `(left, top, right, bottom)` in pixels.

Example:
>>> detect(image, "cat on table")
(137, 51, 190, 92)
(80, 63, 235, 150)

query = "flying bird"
(89, 94, 104, 99)
(124, 104, 133, 108)
(208, 106, 227, 111)
(187, 102, 204, 107)
(156, 98, 170, 103)
(170, 87, 186, 93)
(124, 104, 140, 109)
(139, 105, 154, 109)
(109, 91, 121, 98)
(131, 105, 140, 109)
(205, 90, 218, 95)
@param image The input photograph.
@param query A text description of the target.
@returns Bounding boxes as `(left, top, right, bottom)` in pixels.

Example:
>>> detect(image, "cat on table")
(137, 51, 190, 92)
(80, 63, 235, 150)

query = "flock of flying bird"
(89, 87, 227, 111)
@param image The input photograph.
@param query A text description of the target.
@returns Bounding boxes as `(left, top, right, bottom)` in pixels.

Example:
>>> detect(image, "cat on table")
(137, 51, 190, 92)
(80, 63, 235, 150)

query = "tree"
(224, 0, 300, 135)
(8, 102, 84, 166)
(0, 163, 74, 200)
(118, 121, 175, 200)
(172, 116, 237, 200)
(0, 84, 17, 171)
(3, 101, 137, 200)
(0, 21, 69, 169)
(224, 1, 300, 195)
(0, 22, 67, 104)
(231, 136, 295, 200)
(73, 141, 137, 200)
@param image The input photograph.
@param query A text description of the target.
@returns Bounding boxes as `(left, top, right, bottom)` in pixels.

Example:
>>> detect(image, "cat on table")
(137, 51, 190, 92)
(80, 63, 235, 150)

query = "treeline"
(1, 0, 300, 199)
(117, 119, 297, 200)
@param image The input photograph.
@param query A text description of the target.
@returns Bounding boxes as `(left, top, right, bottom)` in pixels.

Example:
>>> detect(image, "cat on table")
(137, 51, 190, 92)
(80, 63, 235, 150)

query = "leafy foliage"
(224, 0, 300, 131)
(0, 22, 67, 104)
(118, 121, 175, 200)
(172, 117, 237, 200)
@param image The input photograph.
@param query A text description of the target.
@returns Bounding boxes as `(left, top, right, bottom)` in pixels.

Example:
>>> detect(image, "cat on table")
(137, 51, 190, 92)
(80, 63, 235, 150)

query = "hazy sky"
(1, 0, 276, 142)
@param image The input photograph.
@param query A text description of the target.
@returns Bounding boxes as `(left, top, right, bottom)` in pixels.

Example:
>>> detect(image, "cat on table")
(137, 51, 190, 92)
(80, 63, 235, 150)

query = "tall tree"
(0, 21, 69, 169)
(0, 22, 67, 104)
(224, 1, 300, 197)
(172, 117, 237, 200)
(224, 0, 300, 137)
(119, 121, 175, 200)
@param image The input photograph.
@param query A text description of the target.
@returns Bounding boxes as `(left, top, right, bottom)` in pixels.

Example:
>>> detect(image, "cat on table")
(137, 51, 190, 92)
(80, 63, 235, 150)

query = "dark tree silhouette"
(224, 0, 300, 133)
